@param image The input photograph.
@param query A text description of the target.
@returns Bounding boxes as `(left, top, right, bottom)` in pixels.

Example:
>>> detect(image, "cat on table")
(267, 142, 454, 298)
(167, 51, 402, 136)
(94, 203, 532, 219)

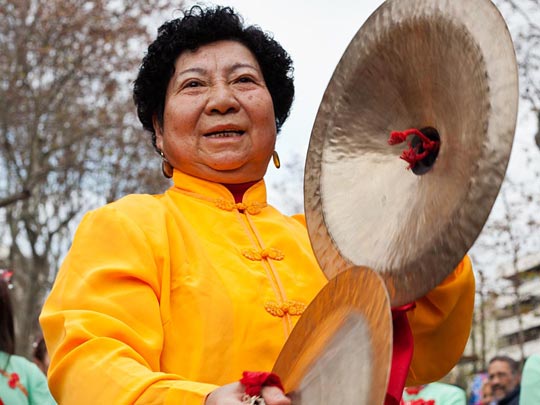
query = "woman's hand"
(205, 382, 291, 405)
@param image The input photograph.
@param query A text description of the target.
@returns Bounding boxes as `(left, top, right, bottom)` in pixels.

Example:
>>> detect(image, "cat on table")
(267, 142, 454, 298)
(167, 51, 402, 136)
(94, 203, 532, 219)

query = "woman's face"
(154, 40, 277, 184)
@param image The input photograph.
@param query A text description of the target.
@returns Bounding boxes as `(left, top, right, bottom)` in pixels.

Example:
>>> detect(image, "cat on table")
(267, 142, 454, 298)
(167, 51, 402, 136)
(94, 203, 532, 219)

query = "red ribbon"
(240, 371, 284, 396)
(385, 302, 416, 405)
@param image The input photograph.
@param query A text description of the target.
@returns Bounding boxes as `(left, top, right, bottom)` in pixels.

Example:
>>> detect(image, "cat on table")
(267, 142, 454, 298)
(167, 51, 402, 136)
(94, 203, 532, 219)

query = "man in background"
(487, 355, 521, 405)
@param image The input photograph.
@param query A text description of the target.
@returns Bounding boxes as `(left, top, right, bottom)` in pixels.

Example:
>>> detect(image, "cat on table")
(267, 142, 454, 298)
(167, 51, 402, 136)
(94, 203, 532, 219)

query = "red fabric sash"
(385, 302, 416, 405)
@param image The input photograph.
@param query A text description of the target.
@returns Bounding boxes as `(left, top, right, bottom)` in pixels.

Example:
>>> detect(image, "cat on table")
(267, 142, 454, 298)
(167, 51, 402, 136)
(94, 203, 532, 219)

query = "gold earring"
(272, 151, 281, 169)
(159, 151, 174, 178)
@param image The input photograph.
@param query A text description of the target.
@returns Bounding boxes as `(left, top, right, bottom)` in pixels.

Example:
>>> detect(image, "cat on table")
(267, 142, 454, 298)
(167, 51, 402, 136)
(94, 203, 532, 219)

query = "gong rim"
(304, 0, 518, 305)
(273, 267, 392, 405)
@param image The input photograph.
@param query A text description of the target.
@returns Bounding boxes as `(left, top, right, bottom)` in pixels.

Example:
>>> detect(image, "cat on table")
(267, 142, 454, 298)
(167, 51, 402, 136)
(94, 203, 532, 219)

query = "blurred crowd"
(0, 276, 56, 404)
(401, 353, 540, 405)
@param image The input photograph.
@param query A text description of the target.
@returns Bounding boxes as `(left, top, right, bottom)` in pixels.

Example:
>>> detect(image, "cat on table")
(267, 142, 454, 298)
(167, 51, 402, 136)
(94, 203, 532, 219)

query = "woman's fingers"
(205, 380, 290, 405)
(261, 385, 291, 405)
(205, 382, 245, 404)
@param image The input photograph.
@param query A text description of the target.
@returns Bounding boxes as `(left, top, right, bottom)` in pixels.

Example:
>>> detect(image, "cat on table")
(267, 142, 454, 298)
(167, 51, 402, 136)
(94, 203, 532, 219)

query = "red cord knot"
(0, 370, 27, 397)
(8, 373, 19, 389)
(388, 128, 440, 170)
(242, 248, 284, 261)
(264, 300, 306, 317)
(240, 371, 284, 397)
(404, 385, 426, 396)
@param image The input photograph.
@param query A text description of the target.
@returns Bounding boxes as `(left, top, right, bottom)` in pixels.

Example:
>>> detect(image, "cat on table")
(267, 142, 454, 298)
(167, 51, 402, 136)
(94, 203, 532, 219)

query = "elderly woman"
(40, 6, 474, 405)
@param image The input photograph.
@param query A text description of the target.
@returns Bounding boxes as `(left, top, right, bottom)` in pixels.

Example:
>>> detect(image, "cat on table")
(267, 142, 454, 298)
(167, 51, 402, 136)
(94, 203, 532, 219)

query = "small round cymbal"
(273, 267, 392, 405)
(304, 0, 518, 305)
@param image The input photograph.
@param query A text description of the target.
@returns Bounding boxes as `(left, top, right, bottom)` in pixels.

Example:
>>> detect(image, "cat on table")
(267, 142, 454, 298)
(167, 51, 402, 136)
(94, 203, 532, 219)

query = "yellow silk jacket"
(40, 170, 474, 404)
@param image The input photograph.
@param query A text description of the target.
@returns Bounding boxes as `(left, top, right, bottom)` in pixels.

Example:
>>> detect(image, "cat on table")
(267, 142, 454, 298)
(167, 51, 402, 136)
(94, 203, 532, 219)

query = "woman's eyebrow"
(171, 67, 206, 89)
(229, 63, 259, 73)
(177, 67, 207, 77)
(173, 63, 260, 87)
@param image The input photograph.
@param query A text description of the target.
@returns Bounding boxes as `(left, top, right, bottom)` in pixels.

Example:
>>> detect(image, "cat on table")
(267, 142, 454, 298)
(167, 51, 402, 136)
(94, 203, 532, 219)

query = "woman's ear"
(153, 114, 164, 150)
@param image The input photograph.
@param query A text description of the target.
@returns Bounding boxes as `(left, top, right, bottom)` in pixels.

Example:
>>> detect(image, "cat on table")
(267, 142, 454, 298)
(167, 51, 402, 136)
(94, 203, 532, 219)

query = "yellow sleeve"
(39, 203, 218, 405)
(406, 255, 475, 386)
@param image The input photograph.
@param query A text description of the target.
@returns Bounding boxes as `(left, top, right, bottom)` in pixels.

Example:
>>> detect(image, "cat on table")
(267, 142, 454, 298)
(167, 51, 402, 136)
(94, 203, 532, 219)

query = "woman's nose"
(206, 83, 240, 114)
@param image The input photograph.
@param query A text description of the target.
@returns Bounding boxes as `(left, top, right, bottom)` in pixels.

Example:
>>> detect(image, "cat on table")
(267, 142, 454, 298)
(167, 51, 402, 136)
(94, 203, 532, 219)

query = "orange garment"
(40, 170, 326, 404)
(406, 255, 475, 386)
(40, 170, 474, 404)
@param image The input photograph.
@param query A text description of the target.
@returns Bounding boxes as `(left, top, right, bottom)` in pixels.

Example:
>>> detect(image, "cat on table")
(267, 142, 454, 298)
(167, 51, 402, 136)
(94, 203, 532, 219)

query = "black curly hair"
(133, 5, 295, 152)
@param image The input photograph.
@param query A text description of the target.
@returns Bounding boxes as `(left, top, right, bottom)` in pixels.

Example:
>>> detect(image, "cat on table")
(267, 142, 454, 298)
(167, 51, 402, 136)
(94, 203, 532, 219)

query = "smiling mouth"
(204, 130, 244, 138)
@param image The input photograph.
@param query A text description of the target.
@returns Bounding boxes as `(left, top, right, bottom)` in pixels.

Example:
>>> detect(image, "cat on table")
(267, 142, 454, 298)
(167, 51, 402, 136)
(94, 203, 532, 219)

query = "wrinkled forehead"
(488, 360, 514, 375)
(175, 40, 260, 71)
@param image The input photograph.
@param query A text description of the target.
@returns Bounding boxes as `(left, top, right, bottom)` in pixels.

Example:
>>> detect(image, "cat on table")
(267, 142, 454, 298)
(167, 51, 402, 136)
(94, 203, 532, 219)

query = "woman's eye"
(180, 80, 204, 90)
(237, 76, 254, 83)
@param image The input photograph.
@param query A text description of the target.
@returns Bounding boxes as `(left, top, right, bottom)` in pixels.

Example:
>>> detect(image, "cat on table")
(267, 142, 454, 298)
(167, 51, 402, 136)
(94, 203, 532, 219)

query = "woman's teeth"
(205, 131, 244, 138)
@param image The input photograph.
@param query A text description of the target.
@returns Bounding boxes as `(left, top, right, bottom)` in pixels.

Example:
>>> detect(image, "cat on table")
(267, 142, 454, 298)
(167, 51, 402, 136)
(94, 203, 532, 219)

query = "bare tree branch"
(0, 190, 30, 208)
(0, 0, 178, 356)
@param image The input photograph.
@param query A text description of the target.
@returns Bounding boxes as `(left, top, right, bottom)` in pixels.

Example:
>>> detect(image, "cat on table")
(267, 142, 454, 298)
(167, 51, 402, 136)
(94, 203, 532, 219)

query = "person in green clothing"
(401, 381, 467, 404)
(520, 354, 540, 405)
(0, 272, 56, 405)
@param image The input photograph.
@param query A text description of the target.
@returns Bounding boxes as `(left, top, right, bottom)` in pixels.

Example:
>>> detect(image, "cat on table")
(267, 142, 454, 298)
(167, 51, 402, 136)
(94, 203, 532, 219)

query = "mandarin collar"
(169, 169, 267, 204)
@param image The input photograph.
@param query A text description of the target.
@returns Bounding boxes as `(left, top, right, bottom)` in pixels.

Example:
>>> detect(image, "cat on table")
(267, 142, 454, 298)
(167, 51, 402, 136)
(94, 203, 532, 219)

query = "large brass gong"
(304, 0, 519, 306)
